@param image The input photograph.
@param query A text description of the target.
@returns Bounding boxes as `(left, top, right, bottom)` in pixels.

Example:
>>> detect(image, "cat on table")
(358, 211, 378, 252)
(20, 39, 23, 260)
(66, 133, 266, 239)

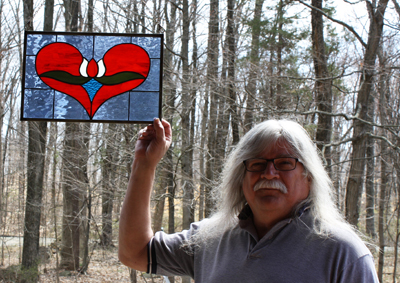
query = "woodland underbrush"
(0, 245, 171, 283)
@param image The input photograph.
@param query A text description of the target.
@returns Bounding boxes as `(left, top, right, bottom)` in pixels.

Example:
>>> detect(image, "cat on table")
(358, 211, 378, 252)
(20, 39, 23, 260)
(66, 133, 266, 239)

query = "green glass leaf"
(95, 72, 146, 85)
(39, 71, 92, 85)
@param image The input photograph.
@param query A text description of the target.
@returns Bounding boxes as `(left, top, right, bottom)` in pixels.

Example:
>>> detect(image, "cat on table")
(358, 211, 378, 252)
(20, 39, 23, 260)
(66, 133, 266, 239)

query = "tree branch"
(366, 133, 400, 153)
(392, 0, 400, 17)
(295, 0, 367, 48)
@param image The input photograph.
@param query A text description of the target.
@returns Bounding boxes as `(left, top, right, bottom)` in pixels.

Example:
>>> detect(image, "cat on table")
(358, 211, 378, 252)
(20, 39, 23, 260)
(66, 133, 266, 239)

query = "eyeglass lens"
(245, 158, 297, 172)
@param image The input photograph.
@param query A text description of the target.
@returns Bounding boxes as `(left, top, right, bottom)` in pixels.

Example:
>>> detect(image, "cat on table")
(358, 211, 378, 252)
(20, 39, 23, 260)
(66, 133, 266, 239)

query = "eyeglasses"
(243, 157, 299, 172)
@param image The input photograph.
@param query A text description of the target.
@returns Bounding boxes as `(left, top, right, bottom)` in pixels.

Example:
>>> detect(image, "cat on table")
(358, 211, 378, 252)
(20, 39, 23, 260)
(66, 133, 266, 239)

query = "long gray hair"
(189, 120, 354, 246)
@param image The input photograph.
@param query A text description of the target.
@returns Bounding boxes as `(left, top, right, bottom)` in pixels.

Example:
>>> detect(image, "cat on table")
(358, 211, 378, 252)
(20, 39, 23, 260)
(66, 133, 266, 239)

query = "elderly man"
(119, 118, 379, 282)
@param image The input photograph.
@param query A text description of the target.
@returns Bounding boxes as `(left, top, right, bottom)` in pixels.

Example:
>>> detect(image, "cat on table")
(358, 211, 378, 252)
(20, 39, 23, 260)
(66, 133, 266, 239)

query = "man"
(119, 118, 379, 282)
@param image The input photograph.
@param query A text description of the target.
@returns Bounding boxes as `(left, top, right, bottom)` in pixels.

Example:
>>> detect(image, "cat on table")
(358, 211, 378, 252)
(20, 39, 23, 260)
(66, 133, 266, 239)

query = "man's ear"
(302, 171, 312, 183)
(304, 172, 312, 184)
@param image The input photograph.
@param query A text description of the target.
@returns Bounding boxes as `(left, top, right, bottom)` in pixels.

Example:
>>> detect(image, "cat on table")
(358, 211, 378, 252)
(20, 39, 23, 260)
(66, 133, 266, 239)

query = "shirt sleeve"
(147, 221, 201, 278)
(338, 254, 379, 283)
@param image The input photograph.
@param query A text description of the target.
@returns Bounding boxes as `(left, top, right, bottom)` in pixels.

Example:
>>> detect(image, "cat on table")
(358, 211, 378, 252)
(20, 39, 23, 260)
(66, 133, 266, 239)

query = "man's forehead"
(259, 139, 296, 157)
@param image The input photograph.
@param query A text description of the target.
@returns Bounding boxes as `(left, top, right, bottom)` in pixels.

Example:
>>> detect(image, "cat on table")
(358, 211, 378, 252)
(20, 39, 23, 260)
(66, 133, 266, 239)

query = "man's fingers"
(162, 119, 172, 142)
(153, 118, 165, 140)
(138, 126, 155, 140)
(138, 134, 154, 140)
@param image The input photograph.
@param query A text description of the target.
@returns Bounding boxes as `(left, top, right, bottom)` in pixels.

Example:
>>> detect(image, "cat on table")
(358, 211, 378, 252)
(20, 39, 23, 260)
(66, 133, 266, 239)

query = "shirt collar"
(237, 202, 311, 221)
(237, 203, 311, 241)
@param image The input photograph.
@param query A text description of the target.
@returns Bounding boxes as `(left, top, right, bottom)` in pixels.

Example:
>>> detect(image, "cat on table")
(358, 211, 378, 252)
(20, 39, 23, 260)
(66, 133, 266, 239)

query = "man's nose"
(260, 161, 279, 179)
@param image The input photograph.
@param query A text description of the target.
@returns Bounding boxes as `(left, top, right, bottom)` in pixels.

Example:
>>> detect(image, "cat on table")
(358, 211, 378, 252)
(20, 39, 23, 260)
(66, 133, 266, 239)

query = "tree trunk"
(181, 0, 194, 232)
(81, 0, 94, 271)
(190, 0, 198, 220)
(366, 50, 387, 239)
(44, 0, 54, 31)
(152, 181, 167, 233)
(129, 269, 137, 283)
(164, 7, 177, 282)
(275, 0, 284, 111)
(21, 121, 47, 281)
(23, 0, 34, 31)
(0, 2, 3, 256)
(63, 0, 80, 31)
(311, 0, 333, 167)
(378, 146, 388, 282)
(181, 2, 193, 283)
(60, 0, 89, 271)
(140, 0, 146, 33)
(87, 0, 93, 32)
(101, 124, 118, 246)
(78, 123, 90, 269)
(243, 0, 264, 132)
(49, 123, 60, 283)
(377, 45, 390, 282)
(21, 0, 50, 280)
(365, 103, 376, 238)
(393, 170, 400, 283)
(226, 0, 239, 145)
(205, 0, 219, 218)
(60, 123, 83, 270)
(214, 28, 229, 183)
(121, 124, 139, 283)
(345, 0, 389, 226)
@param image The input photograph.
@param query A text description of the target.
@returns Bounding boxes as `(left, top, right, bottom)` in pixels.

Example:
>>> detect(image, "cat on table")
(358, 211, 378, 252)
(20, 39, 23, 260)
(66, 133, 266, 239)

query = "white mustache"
(253, 180, 288, 194)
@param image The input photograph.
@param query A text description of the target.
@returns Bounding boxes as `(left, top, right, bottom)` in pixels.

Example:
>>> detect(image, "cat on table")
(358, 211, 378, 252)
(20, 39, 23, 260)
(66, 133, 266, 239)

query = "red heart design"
(36, 42, 150, 118)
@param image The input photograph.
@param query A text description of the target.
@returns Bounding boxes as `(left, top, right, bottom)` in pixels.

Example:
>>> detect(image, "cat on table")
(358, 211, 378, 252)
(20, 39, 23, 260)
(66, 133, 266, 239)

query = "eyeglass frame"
(243, 157, 300, 172)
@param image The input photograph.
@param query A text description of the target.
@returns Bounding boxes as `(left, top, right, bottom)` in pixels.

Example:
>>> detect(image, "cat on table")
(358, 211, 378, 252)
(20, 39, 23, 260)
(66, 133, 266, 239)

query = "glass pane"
(25, 56, 48, 89)
(26, 34, 56, 55)
(94, 36, 131, 61)
(57, 35, 94, 60)
(54, 91, 90, 120)
(93, 92, 129, 121)
(23, 89, 54, 119)
(135, 59, 160, 92)
(129, 92, 159, 121)
(131, 37, 161, 58)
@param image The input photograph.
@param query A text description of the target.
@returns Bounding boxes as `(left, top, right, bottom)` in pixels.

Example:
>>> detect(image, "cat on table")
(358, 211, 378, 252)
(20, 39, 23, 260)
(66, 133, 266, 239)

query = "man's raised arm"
(118, 118, 172, 271)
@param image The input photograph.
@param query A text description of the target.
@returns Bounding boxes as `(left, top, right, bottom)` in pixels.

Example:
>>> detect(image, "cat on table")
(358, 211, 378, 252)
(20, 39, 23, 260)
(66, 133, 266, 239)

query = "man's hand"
(134, 118, 172, 168)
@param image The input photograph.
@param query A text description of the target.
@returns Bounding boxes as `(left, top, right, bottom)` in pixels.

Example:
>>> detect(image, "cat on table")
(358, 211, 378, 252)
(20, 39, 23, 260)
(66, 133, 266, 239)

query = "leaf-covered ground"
(0, 246, 179, 282)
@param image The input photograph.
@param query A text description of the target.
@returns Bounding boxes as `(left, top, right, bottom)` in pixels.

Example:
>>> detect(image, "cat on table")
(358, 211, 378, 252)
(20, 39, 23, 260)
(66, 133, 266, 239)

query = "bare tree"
(21, 121, 47, 282)
(377, 49, 391, 282)
(181, 1, 193, 282)
(243, 0, 264, 132)
(205, 0, 219, 218)
(101, 123, 119, 246)
(21, 0, 51, 280)
(226, 0, 240, 145)
(345, 0, 389, 226)
(164, 0, 178, 234)
(181, 0, 194, 230)
(59, 0, 90, 271)
(365, 99, 376, 238)
(152, 0, 179, 238)
(311, 0, 333, 167)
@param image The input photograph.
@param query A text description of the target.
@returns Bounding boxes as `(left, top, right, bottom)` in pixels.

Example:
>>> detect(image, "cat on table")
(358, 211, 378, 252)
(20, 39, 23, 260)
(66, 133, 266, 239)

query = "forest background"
(0, 0, 399, 282)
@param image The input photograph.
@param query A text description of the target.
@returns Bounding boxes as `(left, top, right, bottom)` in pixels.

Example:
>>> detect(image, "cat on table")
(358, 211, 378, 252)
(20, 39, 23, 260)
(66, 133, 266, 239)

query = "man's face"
(242, 140, 311, 226)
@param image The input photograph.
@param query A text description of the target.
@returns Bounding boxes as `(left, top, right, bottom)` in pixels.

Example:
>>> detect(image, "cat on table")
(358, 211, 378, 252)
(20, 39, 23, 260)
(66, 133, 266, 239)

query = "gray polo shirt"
(148, 209, 378, 282)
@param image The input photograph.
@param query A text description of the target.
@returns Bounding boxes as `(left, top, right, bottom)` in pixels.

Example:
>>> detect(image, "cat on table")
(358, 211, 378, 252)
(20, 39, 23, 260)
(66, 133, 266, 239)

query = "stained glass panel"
(21, 31, 163, 123)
